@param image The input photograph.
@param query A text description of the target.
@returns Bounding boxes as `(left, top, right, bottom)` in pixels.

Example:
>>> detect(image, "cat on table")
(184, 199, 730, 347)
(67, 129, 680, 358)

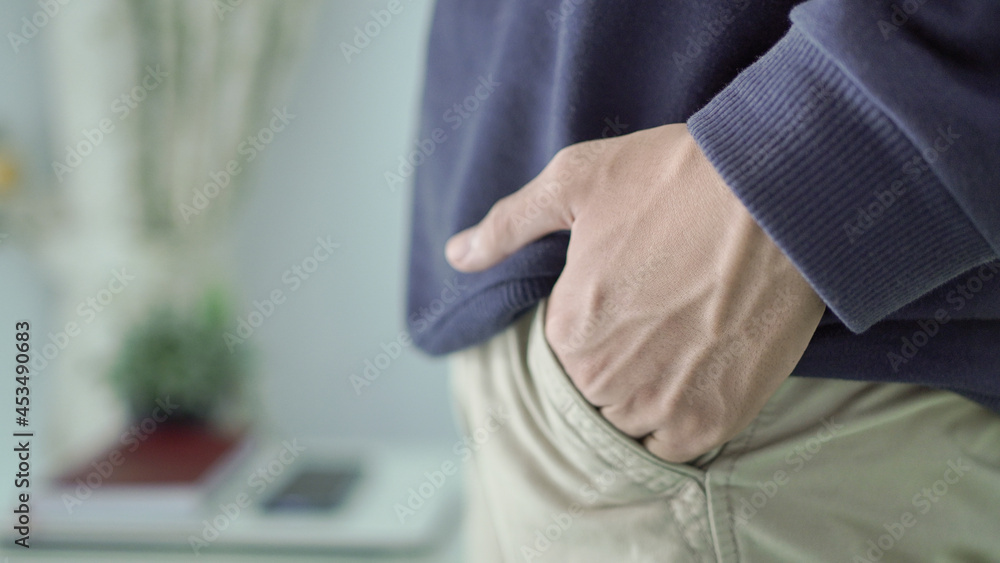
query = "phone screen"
(262, 466, 361, 512)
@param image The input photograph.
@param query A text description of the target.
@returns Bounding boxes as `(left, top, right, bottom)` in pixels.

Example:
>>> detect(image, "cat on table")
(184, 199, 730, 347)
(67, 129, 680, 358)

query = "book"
(38, 424, 251, 519)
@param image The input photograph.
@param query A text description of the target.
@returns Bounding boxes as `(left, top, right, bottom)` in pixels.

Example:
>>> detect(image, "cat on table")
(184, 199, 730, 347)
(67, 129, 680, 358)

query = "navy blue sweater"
(405, 0, 1000, 411)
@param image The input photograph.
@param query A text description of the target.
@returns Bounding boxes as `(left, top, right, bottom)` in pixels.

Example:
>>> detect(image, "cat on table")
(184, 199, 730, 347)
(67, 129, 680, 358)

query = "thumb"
(445, 178, 573, 272)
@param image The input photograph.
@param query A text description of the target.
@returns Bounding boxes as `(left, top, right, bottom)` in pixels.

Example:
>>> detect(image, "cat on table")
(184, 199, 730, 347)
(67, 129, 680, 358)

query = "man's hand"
(445, 123, 825, 463)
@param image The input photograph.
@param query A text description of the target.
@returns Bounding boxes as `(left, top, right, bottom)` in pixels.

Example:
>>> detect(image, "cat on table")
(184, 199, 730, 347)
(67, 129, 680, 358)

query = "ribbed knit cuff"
(688, 26, 995, 333)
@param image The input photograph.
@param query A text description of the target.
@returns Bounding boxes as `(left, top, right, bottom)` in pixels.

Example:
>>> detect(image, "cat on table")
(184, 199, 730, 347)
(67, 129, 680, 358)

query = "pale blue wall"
(230, 0, 456, 444)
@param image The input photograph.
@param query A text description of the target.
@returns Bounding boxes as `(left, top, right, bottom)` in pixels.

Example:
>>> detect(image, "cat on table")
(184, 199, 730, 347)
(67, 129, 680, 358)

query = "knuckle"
(550, 145, 575, 167)
(568, 361, 606, 402)
(482, 198, 517, 244)
(544, 304, 574, 349)
(547, 326, 607, 401)
(553, 145, 582, 171)
(654, 438, 712, 464)
(496, 204, 521, 243)
(651, 398, 730, 463)
(549, 144, 588, 180)
(544, 295, 617, 402)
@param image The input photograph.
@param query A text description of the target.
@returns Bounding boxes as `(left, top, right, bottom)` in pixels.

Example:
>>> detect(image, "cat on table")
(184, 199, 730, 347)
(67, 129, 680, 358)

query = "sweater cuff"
(688, 26, 995, 333)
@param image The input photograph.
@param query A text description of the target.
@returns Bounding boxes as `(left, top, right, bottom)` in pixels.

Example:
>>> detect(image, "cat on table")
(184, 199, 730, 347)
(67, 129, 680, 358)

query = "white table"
(5, 525, 463, 562)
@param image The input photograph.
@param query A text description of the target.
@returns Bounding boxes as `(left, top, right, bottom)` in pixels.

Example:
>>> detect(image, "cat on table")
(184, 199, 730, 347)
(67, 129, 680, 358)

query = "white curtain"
(36, 0, 319, 469)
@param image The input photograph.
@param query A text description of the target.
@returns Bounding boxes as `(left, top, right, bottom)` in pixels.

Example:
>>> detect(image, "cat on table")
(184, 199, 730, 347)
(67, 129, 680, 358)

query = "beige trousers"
(449, 299, 1000, 563)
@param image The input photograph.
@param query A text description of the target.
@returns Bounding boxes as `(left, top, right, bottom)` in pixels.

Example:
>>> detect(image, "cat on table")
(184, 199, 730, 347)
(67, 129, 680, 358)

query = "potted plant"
(109, 286, 250, 427)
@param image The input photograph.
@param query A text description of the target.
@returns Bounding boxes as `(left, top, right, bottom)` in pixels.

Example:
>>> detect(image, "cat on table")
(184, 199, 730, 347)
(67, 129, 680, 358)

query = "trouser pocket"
(449, 298, 717, 563)
(528, 297, 708, 502)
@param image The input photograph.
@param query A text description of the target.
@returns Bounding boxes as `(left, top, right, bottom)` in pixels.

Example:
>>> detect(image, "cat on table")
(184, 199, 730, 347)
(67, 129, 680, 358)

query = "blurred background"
(1, 0, 461, 559)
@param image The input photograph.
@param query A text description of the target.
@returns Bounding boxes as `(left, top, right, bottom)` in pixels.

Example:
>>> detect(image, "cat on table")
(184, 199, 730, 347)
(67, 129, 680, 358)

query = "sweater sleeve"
(687, 0, 1000, 333)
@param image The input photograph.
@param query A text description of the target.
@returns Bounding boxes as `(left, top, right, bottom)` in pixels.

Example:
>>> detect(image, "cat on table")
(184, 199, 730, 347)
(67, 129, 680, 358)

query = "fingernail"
(446, 230, 473, 265)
